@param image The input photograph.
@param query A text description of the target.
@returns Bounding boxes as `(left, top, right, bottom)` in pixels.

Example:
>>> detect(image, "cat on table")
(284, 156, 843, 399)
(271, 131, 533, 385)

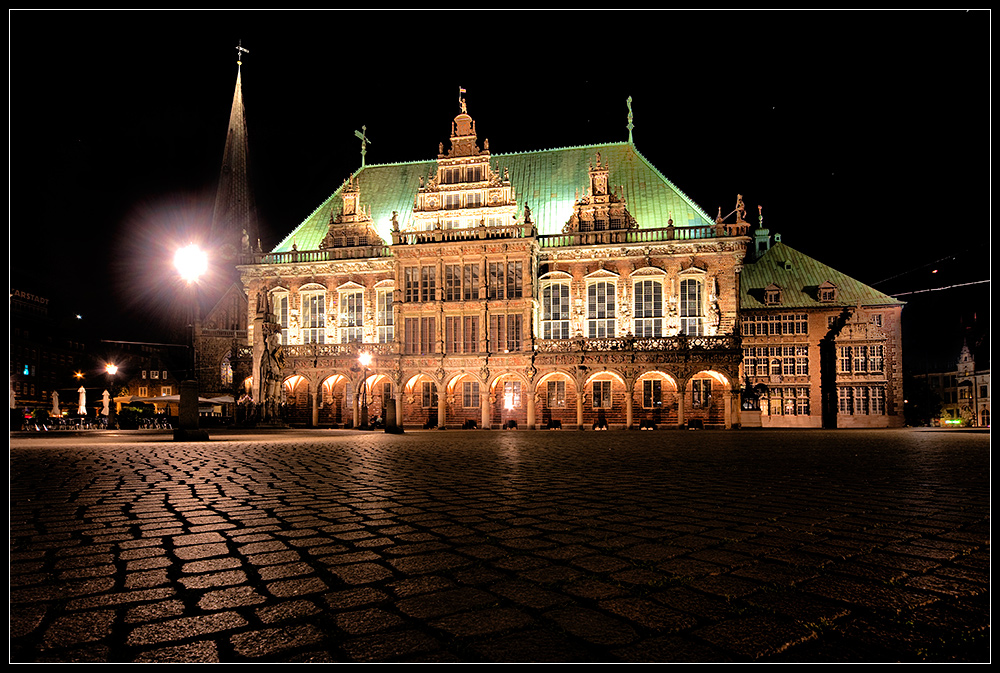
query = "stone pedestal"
(174, 380, 209, 441)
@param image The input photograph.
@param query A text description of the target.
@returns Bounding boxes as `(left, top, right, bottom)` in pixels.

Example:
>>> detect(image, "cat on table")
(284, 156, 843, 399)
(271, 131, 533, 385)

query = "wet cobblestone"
(10, 427, 990, 662)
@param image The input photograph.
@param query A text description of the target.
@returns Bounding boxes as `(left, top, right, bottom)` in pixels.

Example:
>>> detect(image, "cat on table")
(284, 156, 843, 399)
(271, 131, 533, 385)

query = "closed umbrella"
(77, 387, 87, 415)
(51, 391, 61, 417)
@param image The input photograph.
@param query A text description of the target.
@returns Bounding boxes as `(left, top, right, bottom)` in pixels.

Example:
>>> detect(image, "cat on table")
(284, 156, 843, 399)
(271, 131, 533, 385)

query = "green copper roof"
(740, 241, 904, 310)
(273, 142, 714, 253)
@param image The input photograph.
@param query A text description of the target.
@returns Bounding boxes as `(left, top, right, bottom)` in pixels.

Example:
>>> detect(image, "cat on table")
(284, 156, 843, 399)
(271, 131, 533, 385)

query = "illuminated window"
(463, 264, 480, 300)
(421, 381, 437, 408)
(503, 381, 522, 409)
(340, 289, 363, 343)
(376, 289, 394, 343)
(691, 379, 712, 408)
(593, 380, 612, 409)
(272, 292, 290, 344)
(541, 282, 570, 339)
(301, 291, 326, 344)
(547, 380, 566, 408)
(633, 279, 663, 337)
(680, 279, 704, 336)
(587, 281, 616, 338)
(490, 314, 522, 352)
(221, 353, 232, 386)
(463, 381, 480, 408)
(489, 262, 523, 300)
(643, 379, 662, 408)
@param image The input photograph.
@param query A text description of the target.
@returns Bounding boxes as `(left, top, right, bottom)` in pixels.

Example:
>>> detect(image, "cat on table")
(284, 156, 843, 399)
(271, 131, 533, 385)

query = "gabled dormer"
(562, 153, 638, 234)
(818, 281, 838, 303)
(319, 176, 384, 249)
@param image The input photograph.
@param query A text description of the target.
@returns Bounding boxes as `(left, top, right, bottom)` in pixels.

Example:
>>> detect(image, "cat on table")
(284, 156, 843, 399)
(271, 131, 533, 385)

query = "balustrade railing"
(392, 223, 535, 246)
(535, 334, 739, 353)
(539, 223, 749, 248)
(246, 245, 392, 266)
(282, 342, 398, 359)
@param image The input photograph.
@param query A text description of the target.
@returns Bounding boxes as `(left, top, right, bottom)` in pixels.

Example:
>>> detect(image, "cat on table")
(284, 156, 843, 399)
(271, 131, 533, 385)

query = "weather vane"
(236, 40, 249, 66)
(626, 96, 634, 144)
(355, 126, 372, 168)
(459, 87, 467, 114)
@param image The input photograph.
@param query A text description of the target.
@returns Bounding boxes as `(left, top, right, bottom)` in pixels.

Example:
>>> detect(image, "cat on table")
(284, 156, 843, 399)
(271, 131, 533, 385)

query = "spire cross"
(354, 125, 372, 167)
(236, 40, 249, 65)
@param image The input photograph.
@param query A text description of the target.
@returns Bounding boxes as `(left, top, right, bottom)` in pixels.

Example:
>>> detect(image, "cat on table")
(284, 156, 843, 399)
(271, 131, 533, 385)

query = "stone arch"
(445, 371, 486, 429)
(319, 373, 352, 426)
(403, 372, 441, 428)
(583, 369, 627, 429)
(489, 370, 530, 429)
(535, 369, 578, 429)
(283, 374, 311, 426)
(633, 369, 679, 428)
(682, 368, 735, 428)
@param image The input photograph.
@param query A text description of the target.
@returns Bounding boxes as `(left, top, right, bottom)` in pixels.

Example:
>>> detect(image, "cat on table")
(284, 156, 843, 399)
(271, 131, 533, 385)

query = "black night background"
(9, 9, 990, 375)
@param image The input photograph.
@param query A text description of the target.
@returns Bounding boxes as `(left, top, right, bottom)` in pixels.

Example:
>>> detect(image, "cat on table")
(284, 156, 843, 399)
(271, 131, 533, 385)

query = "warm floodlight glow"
(358, 352, 372, 368)
(105, 363, 118, 376)
(174, 244, 208, 283)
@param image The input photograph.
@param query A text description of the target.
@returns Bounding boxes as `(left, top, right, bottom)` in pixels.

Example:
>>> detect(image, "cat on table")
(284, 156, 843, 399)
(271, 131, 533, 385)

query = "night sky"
(10, 10, 990, 372)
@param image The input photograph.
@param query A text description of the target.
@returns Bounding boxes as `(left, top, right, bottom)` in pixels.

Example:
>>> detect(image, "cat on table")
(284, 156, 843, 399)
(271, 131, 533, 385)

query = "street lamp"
(359, 352, 372, 430)
(173, 243, 209, 441)
(105, 362, 118, 429)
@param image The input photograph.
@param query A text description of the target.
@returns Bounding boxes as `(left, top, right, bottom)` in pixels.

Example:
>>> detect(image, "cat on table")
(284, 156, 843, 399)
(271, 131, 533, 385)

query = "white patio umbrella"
(51, 391, 61, 416)
(77, 386, 87, 415)
(101, 390, 111, 416)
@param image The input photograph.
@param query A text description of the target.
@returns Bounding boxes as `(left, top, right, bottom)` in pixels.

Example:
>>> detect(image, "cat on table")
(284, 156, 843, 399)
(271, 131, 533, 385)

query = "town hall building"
(198, 62, 905, 430)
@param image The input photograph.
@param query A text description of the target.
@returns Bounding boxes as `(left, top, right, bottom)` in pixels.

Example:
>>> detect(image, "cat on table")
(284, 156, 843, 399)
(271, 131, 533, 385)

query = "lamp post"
(105, 363, 118, 429)
(359, 352, 371, 430)
(173, 243, 209, 441)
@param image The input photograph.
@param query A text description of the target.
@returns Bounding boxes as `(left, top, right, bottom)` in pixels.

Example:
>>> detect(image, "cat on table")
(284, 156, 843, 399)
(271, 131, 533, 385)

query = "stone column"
(311, 380, 319, 427)
(677, 382, 686, 429)
(481, 390, 491, 429)
(576, 392, 584, 430)
(526, 387, 536, 430)
(625, 388, 633, 430)
(438, 390, 447, 429)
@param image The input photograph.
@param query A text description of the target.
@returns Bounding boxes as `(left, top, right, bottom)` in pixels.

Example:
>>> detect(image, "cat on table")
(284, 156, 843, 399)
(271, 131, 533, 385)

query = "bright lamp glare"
(175, 244, 208, 283)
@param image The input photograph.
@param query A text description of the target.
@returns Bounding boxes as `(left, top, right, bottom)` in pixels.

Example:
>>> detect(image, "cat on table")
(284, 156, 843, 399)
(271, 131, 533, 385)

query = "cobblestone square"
(10, 428, 990, 662)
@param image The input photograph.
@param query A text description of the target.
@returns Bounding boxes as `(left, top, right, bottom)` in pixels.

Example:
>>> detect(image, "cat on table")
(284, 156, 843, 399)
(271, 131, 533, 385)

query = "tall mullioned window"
(633, 279, 663, 337)
(271, 293, 289, 344)
(541, 282, 570, 339)
(376, 289, 393, 343)
(301, 292, 326, 344)
(340, 290, 363, 343)
(680, 278, 703, 336)
(587, 282, 616, 338)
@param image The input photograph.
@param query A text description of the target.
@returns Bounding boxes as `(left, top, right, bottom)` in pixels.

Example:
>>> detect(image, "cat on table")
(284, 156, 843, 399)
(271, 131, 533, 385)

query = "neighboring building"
(226, 90, 906, 429)
(104, 341, 183, 415)
(915, 342, 990, 427)
(10, 288, 90, 417)
(738, 237, 905, 428)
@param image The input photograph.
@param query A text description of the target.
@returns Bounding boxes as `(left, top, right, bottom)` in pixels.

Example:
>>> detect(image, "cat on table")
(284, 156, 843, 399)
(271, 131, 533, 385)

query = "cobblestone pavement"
(10, 427, 990, 663)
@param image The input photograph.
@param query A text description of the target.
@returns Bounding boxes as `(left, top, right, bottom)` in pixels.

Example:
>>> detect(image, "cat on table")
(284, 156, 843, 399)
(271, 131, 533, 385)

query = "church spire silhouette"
(210, 40, 258, 274)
